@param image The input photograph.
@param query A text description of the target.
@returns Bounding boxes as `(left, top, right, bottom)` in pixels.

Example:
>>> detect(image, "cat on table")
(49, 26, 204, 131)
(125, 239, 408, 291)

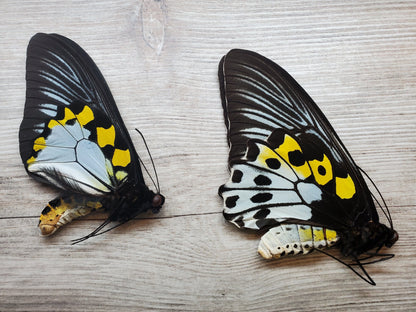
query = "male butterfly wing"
(218, 49, 397, 284)
(20, 33, 164, 239)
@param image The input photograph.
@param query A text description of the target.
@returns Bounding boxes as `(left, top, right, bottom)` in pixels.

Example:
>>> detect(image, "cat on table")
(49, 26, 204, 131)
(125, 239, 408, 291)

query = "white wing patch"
(27, 119, 113, 195)
(221, 139, 319, 230)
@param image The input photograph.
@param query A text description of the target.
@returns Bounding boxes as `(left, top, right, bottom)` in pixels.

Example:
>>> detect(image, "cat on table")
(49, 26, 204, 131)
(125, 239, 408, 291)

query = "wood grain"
(1, 0, 415, 311)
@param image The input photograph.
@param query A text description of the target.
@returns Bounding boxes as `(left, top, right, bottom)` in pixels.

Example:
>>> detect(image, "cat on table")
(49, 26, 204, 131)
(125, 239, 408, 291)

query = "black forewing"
(20, 33, 144, 186)
(219, 49, 378, 229)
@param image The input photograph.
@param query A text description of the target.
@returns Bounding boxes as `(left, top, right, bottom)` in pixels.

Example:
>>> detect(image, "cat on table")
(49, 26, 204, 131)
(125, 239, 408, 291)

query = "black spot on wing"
(232, 169, 243, 183)
(267, 129, 286, 148)
(225, 195, 239, 208)
(66, 118, 76, 126)
(318, 165, 326, 175)
(254, 175, 272, 186)
(254, 208, 270, 219)
(256, 218, 279, 230)
(251, 193, 272, 203)
(265, 158, 281, 170)
(234, 217, 245, 228)
(288, 150, 305, 166)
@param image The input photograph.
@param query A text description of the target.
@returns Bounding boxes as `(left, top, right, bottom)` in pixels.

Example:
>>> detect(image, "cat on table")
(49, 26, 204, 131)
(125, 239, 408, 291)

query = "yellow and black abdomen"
(258, 224, 339, 259)
(39, 195, 104, 236)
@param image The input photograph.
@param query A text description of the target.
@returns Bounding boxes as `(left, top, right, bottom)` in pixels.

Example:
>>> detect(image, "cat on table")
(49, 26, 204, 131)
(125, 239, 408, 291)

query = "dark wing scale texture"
(20, 33, 143, 187)
(219, 49, 378, 231)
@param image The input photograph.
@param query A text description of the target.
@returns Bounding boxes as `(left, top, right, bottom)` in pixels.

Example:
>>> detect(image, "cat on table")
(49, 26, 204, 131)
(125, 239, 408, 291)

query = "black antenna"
(358, 166, 393, 228)
(135, 128, 161, 193)
(71, 218, 129, 245)
(314, 248, 376, 285)
(71, 217, 113, 244)
(353, 252, 394, 266)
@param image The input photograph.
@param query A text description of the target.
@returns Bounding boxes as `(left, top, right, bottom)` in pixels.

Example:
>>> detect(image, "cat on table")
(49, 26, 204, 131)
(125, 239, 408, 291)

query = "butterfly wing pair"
(218, 49, 398, 285)
(20, 34, 397, 283)
(20, 33, 164, 241)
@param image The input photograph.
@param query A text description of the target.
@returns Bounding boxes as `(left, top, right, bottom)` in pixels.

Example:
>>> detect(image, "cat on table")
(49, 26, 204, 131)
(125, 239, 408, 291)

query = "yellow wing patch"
(47, 119, 60, 129)
(257, 144, 281, 167)
(27, 156, 36, 165)
(59, 107, 76, 125)
(115, 170, 128, 182)
(112, 148, 131, 167)
(76, 105, 94, 126)
(97, 125, 115, 148)
(335, 174, 356, 199)
(33, 136, 46, 151)
(309, 154, 333, 185)
(275, 134, 311, 179)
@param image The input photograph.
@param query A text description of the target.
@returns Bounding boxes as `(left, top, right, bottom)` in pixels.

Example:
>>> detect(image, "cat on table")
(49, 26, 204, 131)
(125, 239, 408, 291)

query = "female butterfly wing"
(218, 49, 398, 284)
(19, 33, 164, 240)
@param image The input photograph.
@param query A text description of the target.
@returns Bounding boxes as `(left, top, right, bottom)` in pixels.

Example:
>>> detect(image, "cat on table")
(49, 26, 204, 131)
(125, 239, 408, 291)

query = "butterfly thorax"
(339, 221, 398, 258)
(104, 181, 164, 222)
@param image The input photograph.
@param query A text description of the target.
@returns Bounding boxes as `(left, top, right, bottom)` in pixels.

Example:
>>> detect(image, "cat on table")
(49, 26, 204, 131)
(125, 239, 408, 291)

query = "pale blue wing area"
(27, 119, 114, 195)
(220, 140, 324, 230)
(221, 163, 314, 230)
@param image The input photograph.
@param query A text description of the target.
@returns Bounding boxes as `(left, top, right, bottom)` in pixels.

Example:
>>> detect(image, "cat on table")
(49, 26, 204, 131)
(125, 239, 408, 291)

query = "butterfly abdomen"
(258, 224, 339, 259)
(39, 195, 103, 236)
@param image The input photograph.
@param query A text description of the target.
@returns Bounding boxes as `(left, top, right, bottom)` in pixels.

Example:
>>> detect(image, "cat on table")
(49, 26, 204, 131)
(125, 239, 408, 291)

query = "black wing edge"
(219, 49, 333, 163)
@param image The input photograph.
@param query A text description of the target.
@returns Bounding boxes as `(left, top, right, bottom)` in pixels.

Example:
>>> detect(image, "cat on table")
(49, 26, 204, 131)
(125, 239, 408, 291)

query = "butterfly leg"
(38, 195, 104, 236)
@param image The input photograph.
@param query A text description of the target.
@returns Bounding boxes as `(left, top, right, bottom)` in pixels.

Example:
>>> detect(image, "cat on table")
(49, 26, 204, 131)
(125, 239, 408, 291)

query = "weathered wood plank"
(0, 208, 415, 312)
(0, 0, 415, 311)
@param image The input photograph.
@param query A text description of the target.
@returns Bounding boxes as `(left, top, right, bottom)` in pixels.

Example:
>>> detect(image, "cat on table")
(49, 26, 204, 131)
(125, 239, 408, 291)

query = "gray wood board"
(1, 1, 415, 311)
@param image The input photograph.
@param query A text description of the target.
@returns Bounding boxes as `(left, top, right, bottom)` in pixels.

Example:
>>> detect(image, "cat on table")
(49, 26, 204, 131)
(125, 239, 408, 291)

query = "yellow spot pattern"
(325, 229, 338, 244)
(39, 202, 68, 225)
(298, 226, 313, 242)
(257, 144, 281, 168)
(112, 148, 131, 167)
(115, 170, 128, 182)
(335, 174, 356, 199)
(33, 137, 46, 151)
(76, 105, 94, 126)
(39, 197, 104, 236)
(309, 154, 333, 185)
(86, 201, 103, 210)
(27, 156, 36, 165)
(48, 119, 60, 129)
(275, 135, 311, 179)
(96, 125, 115, 148)
(59, 107, 76, 125)
(313, 227, 325, 241)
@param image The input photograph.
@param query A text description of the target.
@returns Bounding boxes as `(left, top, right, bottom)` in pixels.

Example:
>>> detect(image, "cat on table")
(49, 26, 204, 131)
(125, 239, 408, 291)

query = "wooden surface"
(1, 1, 415, 311)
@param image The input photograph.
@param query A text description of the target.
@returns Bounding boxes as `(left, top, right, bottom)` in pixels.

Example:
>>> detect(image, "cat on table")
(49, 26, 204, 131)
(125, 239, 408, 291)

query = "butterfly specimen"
(218, 49, 398, 285)
(19, 33, 164, 243)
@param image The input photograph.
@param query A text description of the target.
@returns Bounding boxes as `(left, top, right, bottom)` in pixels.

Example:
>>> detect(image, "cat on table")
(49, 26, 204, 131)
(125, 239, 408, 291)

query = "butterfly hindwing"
(20, 33, 143, 195)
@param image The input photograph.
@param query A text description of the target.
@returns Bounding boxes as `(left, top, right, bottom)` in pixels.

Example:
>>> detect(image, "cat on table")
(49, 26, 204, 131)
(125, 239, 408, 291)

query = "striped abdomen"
(258, 224, 339, 259)
(39, 195, 104, 236)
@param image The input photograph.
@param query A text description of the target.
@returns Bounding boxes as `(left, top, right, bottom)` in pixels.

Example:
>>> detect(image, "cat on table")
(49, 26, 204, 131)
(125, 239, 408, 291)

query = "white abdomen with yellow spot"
(258, 224, 339, 259)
